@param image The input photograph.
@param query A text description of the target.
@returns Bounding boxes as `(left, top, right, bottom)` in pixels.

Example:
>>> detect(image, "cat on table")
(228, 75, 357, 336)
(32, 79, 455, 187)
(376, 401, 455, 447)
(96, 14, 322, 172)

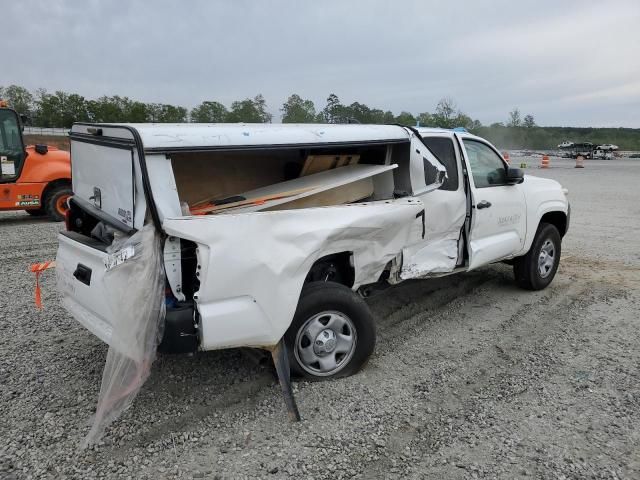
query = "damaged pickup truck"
(56, 123, 569, 434)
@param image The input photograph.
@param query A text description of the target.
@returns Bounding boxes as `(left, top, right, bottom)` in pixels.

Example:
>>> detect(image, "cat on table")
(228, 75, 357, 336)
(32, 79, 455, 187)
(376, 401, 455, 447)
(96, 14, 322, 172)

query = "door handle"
(73, 264, 92, 286)
(476, 200, 492, 209)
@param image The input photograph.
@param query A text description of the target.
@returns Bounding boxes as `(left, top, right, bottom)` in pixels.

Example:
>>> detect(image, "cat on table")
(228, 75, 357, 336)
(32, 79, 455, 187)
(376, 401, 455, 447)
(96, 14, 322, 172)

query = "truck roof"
(416, 126, 482, 141)
(71, 123, 413, 152)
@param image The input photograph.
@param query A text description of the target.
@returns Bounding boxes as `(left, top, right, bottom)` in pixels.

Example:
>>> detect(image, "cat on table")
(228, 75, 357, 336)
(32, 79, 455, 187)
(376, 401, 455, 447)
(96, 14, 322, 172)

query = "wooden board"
(192, 186, 316, 214)
(300, 154, 360, 176)
(265, 177, 374, 211)
(215, 163, 397, 215)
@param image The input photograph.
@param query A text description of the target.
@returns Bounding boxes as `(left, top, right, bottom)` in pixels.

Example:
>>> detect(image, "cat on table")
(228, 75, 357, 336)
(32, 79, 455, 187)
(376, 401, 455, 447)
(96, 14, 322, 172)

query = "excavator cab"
(0, 106, 26, 182)
(0, 101, 72, 221)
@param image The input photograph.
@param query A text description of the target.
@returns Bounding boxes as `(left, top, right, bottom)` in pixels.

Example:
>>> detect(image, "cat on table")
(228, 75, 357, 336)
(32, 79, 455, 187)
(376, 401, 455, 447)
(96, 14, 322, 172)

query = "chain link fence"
(23, 126, 70, 136)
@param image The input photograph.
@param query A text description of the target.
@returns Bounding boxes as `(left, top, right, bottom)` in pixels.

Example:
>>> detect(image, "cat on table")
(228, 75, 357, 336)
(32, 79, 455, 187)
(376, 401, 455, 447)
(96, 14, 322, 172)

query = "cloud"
(4, 0, 640, 126)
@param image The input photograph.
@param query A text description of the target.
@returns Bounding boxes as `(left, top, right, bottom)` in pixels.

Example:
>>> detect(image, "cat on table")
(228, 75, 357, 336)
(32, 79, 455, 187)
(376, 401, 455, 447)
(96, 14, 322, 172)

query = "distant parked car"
(596, 144, 618, 151)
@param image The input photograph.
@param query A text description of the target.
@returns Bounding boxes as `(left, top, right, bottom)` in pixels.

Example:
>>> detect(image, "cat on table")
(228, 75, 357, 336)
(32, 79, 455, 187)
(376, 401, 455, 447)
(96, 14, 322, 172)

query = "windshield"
(0, 109, 25, 181)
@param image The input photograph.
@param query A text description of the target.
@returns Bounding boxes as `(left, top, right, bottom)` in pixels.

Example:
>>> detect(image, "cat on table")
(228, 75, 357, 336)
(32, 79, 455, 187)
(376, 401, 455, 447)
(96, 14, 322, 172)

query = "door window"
(422, 136, 459, 191)
(463, 139, 506, 188)
(0, 109, 25, 181)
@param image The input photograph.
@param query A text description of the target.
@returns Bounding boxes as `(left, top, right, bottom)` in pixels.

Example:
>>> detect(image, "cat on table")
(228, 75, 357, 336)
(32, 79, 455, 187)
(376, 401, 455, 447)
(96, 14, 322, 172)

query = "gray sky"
(5, 0, 640, 127)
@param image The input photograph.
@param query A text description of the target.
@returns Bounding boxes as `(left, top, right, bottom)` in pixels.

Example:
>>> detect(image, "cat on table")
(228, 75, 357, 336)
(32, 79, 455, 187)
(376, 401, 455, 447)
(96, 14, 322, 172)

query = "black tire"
(44, 184, 72, 222)
(26, 208, 46, 216)
(513, 223, 561, 290)
(285, 281, 376, 380)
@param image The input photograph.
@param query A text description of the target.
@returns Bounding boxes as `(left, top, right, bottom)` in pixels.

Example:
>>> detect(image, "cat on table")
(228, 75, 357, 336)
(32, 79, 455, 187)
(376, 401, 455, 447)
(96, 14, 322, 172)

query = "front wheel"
(44, 184, 72, 222)
(285, 282, 376, 380)
(513, 223, 561, 290)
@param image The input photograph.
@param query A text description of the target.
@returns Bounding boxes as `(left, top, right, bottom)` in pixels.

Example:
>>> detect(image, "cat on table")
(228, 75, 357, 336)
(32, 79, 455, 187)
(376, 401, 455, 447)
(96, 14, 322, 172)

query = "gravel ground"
(1, 157, 639, 479)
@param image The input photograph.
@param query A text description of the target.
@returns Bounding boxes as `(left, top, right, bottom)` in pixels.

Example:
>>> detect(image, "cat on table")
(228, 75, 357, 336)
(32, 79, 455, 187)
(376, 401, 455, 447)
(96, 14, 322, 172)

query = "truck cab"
(408, 127, 569, 279)
(0, 105, 72, 220)
(56, 123, 569, 384)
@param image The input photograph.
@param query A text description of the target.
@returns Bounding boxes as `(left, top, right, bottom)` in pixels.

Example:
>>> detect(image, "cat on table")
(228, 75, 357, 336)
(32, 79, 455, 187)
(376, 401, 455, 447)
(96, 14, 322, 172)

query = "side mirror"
(19, 114, 29, 131)
(506, 167, 524, 185)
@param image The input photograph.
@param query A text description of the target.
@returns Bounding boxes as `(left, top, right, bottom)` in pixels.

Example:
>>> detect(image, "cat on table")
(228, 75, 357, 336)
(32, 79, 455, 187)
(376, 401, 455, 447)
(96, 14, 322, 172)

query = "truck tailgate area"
(56, 232, 114, 345)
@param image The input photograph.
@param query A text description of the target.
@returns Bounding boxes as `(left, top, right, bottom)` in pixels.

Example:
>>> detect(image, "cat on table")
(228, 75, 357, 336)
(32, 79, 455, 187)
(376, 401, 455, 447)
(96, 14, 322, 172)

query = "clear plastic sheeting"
(63, 224, 165, 447)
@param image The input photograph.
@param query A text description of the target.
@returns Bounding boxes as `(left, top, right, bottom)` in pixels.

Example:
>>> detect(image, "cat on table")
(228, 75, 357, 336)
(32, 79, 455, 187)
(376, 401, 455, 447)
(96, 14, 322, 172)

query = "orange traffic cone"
(575, 155, 584, 168)
(540, 155, 550, 168)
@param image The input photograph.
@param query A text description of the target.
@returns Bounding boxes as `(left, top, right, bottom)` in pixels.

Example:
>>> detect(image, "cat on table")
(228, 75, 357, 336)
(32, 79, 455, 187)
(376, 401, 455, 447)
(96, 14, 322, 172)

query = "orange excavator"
(0, 100, 71, 221)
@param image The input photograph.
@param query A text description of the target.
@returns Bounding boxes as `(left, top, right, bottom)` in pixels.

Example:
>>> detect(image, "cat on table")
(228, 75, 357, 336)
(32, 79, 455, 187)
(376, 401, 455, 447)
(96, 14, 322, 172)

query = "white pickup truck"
(57, 123, 569, 385)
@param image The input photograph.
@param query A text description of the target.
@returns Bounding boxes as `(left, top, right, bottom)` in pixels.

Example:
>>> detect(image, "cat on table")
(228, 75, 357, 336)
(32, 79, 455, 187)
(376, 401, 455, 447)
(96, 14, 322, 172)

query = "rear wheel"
(285, 282, 376, 380)
(513, 223, 561, 290)
(44, 184, 72, 222)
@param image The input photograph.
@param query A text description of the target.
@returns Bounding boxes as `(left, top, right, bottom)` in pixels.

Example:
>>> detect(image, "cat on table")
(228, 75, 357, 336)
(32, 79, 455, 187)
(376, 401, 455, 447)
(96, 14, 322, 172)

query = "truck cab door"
(0, 108, 26, 183)
(400, 133, 467, 278)
(456, 135, 526, 270)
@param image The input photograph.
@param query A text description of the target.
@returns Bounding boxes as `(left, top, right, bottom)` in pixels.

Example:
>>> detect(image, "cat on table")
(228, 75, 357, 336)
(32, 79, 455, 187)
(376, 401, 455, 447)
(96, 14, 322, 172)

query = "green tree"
(416, 112, 435, 127)
(345, 102, 371, 123)
(86, 96, 129, 123)
(2, 85, 34, 116)
(191, 101, 228, 122)
(34, 91, 90, 127)
(281, 94, 316, 123)
(366, 108, 392, 124)
(453, 113, 475, 130)
(33, 89, 54, 126)
(467, 119, 483, 132)
(507, 107, 522, 127)
(128, 101, 150, 122)
(156, 104, 188, 122)
(523, 114, 536, 128)
(433, 97, 458, 128)
(395, 111, 416, 125)
(61, 93, 90, 127)
(34, 90, 66, 127)
(321, 93, 343, 123)
(145, 103, 187, 122)
(227, 94, 272, 123)
(147, 103, 163, 122)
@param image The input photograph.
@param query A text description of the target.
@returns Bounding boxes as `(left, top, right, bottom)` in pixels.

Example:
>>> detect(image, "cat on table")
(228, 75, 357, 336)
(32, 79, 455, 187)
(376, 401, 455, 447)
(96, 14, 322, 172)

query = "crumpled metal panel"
(163, 199, 424, 349)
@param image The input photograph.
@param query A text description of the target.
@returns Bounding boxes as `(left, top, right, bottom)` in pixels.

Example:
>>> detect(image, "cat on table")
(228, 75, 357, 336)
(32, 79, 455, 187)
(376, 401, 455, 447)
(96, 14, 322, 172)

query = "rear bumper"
(59, 294, 113, 344)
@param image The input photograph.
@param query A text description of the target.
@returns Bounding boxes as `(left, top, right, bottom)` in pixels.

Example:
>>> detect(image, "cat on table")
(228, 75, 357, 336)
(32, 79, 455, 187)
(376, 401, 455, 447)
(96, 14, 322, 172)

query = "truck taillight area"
(65, 197, 100, 237)
(64, 207, 72, 231)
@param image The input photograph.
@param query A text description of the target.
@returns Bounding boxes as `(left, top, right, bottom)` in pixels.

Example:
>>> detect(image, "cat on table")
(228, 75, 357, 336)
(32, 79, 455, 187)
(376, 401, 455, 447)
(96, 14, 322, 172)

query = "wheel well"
(305, 252, 355, 288)
(41, 178, 71, 202)
(540, 211, 567, 237)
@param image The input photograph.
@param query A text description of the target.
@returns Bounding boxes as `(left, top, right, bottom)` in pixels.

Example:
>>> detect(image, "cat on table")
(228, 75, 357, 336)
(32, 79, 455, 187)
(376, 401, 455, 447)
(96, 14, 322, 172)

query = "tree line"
(3, 84, 639, 149)
(1, 84, 491, 129)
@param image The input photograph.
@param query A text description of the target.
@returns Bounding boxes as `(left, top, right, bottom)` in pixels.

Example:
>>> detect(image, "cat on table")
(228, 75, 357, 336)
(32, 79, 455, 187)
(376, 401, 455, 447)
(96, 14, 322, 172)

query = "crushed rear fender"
(162, 199, 425, 350)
